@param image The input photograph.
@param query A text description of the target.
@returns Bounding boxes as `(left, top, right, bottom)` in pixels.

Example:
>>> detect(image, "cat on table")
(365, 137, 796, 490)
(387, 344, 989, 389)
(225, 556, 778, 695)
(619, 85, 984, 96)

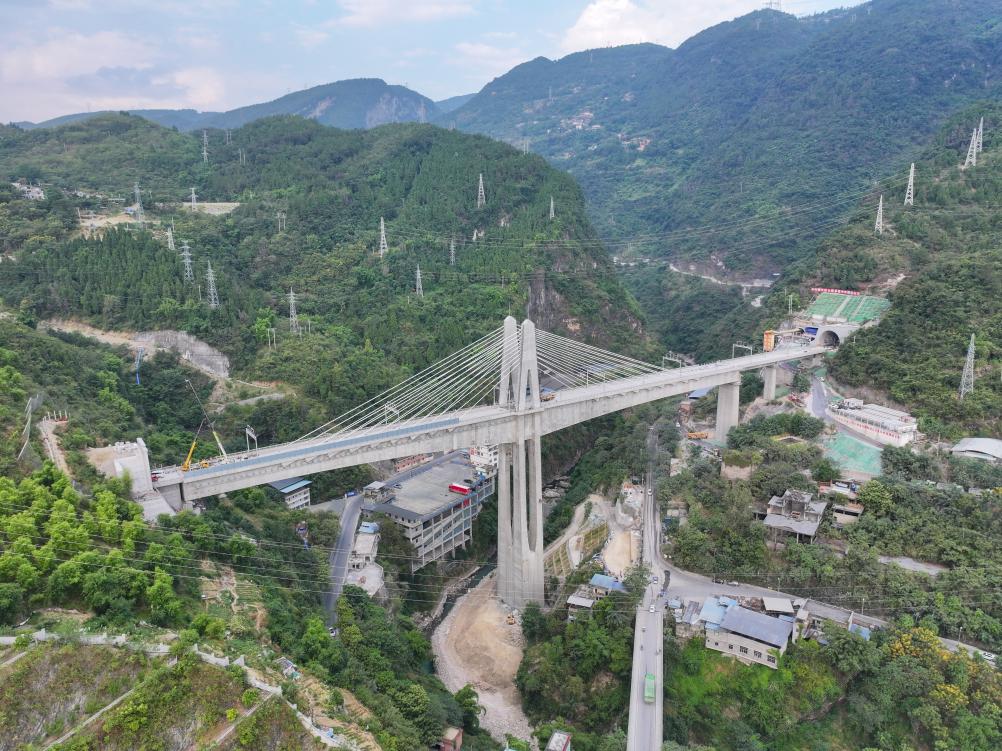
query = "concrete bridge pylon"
(496, 317, 546, 608)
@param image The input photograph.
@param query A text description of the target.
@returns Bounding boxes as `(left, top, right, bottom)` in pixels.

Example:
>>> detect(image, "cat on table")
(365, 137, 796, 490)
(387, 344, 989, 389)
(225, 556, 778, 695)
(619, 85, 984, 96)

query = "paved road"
(324, 495, 362, 623)
(626, 426, 666, 751)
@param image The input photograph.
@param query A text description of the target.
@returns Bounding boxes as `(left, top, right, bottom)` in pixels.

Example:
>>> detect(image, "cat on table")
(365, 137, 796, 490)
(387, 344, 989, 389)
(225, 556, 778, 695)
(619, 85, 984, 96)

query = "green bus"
(644, 672, 656, 703)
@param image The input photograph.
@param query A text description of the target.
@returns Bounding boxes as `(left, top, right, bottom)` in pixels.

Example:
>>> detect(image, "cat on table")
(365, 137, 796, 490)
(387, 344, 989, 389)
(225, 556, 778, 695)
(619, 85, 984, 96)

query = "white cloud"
(0, 30, 151, 82)
(335, 0, 473, 28)
(453, 41, 526, 78)
(560, 0, 845, 53)
(292, 24, 330, 48)
(155, 67, 226, 110)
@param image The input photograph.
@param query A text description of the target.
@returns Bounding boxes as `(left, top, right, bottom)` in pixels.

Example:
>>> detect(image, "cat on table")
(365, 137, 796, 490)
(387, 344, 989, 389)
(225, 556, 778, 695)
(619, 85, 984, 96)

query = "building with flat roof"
(951, 437, 1002, 464)
(545, 730, 572, 751)
(760, 489, 828, 543)
(589, 573, 627, 598)
(828, 399, 917, 447)
(362, 451, 495, 572)
(268, 477, 311, 509)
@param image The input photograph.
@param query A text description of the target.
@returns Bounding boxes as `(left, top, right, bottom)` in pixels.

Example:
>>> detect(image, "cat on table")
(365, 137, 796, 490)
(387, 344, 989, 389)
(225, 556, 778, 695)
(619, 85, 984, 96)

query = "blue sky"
(1, 0, 857, 122)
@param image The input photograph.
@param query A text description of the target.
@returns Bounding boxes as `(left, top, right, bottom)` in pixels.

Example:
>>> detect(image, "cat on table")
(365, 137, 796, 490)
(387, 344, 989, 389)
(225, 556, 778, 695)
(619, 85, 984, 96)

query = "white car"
(979, 650, 997, 664)
(649, 604, 656, 613)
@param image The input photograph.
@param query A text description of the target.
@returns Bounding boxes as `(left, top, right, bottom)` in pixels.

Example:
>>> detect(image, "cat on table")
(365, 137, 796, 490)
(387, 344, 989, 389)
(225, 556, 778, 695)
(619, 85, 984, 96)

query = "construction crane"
(180, 379, 227, 471)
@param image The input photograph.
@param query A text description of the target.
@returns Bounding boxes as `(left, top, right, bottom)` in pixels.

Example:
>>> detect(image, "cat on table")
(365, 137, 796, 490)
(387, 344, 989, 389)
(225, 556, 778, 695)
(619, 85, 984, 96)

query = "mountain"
(435, 93, 476, 113)
(15, 78, 439, 132)
(443, 0, 1002, 274)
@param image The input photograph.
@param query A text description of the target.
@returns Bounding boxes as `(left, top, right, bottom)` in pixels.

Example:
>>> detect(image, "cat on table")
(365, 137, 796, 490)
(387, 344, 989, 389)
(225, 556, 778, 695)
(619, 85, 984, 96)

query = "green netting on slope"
(824, 433, 883, 477)
(806, 293, 890, 323)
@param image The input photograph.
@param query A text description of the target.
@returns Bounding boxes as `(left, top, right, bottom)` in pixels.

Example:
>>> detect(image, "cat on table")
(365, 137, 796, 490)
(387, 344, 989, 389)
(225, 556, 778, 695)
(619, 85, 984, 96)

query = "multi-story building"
(705, 605, 795, 669)
(758, 488, 828, 544)
(362, 452, 495, 572)
(468, 445, 499, 474)
(268, 477, 311, 510)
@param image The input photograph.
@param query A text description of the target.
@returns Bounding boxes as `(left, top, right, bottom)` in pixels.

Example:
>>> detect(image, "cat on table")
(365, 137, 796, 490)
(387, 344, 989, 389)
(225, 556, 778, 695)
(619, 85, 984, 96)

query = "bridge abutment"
(715, 377, 741, 443)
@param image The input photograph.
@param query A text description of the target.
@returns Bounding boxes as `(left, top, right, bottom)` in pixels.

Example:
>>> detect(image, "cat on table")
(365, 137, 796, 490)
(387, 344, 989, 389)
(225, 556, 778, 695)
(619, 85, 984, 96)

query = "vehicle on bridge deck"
(644, 672, 656, 703)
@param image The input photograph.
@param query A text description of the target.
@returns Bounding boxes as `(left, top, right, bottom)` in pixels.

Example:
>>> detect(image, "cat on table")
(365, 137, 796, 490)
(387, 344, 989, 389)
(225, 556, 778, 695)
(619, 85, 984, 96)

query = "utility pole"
(549, 195, 555, 220)
(788, 293, 796, 316)
(245, 425, 257, 453)
(225, 129, 232, 145)
(960, 333, 976, 400)
(874, 195, 884, 235)
(288, 288, 300, 335)
(238, 147, 246, 166)
(267, 327, 276, 350)
(904, 163, 915, 206)
(379, 216, 388, 258)
(964, 128, 978, 168)
(477, 173, 486, 209)
(180, 242, 194, 284)
(202, 130, 209, 164)
(732, 342, 754, 358)
(276, 211, 286, 233)
(190, 187, 198, 211)
(133, 181, 145, 228)
(415, 265, 424, 298)
(205, 261, 220, 309)
(449, 236, 456, 266)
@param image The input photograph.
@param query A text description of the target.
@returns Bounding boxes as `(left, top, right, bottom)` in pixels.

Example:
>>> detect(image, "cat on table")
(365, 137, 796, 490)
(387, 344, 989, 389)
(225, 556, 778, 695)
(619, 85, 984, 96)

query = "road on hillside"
(324, 495, 362, 623)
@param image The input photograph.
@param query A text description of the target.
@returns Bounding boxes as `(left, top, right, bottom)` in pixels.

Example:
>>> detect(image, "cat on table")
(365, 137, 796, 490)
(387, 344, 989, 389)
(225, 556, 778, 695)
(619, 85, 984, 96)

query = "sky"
(1, 0, 857, 123)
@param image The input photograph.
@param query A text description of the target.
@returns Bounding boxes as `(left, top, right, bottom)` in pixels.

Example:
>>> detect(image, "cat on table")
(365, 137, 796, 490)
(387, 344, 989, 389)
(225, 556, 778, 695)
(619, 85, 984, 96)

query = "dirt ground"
(604, 528, 636, 578)
(432, 575, 535, 746)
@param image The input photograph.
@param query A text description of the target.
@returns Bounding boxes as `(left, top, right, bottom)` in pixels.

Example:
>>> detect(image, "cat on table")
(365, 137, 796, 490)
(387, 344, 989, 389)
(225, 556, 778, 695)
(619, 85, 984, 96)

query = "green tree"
(858, 480, 893, 516)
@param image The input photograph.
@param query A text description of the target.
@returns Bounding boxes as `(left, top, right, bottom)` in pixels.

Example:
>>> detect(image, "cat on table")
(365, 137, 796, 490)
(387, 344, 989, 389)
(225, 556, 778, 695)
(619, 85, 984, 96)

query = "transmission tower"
(378, 216, 388, 257)
(180, 242, 194, 284)
(205, 261, 220, 309)
(874, 195, 884, 235)
(225, 129, 232, 145)
(477, 173, 486, 209)
(166, 226, 176, 251)
(977, 116, 984, 153)
(964, 128, 978, 168)
(202, 130, 209, 164)
(449, 236, 456, 266)
(959, 333, 976, 400)
(238, 148, 246, 166)
(133, 181, 145, 228)
(190, 187, 198, 210)
(288, 288, 300, 335)
(276, 211, 286, 233)
(904, 163, 915, 206)
(415, 265, 424, 298)
(549, 195, 555, 220)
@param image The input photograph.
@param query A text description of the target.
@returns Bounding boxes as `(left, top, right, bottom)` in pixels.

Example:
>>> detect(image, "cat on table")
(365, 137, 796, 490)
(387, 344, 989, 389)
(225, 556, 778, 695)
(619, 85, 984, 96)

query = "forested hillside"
(801, 103, 1002, 438)
(0, 114, 645, 431)
(446, 0, 1002, 275)
(17, 78, 439, 132)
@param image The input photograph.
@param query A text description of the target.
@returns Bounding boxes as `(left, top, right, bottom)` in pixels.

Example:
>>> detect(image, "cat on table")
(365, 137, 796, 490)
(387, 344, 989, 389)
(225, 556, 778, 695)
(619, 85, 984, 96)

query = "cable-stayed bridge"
(150, 316, 832, 607)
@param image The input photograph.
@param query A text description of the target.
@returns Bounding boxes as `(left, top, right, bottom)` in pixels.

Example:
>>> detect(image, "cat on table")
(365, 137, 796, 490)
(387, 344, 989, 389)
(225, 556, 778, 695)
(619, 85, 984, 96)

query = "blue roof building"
(589, 573, 627, 596)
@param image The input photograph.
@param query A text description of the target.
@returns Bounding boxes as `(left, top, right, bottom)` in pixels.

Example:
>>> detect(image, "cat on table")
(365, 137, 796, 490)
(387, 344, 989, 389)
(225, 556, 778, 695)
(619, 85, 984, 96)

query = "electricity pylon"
(977, 116, 984, 153)
(289, 288, 300, 335)
(549, 195, 555, 220)
(449, 237, 456, 266)
(206, 261, 220, 309)
(904, 163, 915, 206)
(874, 195, 884, 235)
(415, 265, 424, 298)
(133, 182, 144, 228)
(960, 333, 976, 400)
(202, 130, 209, 164)
(477, 173, 486, 209)
(379, 217, 388, 258)
(180, 242, 194, 284)
(964, 128, 978, 168)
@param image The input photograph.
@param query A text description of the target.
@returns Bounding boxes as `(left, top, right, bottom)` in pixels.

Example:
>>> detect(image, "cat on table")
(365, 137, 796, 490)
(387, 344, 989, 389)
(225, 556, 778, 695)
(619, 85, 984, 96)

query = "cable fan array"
(534, 329, 664, 390)
(296, 325, 521, 443)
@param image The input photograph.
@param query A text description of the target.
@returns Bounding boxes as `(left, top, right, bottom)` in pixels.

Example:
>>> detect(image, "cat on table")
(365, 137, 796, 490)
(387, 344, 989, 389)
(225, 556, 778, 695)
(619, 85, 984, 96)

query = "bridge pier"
(715, 377, 740, 443)
(762, 365, 778, 401)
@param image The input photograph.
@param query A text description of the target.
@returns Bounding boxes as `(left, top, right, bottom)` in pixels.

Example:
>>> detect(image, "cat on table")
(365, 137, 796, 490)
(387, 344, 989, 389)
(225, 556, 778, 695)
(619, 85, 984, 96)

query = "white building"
(469, 445, 499, 474)
(828, 399, 917, 447)
(268, 477, 312, 509)
(951, 437, 1002, 464)
(363, 452, 495, 572)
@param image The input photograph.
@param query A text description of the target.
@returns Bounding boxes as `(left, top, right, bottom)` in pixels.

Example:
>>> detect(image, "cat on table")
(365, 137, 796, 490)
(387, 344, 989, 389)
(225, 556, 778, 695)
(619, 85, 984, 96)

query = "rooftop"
(719, 606, 794, 648)
(353, 532, 378, 557)
(268, 476, 310, 493)
(952, 437, 1002, 461)
(546, 731, 572, 751)
(567, 594, 595, 608)
(590, 573, 627, 592)
(764, 514, 821, 537)
(364, 451, 485, 521)
(762, 597, 795, 615)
